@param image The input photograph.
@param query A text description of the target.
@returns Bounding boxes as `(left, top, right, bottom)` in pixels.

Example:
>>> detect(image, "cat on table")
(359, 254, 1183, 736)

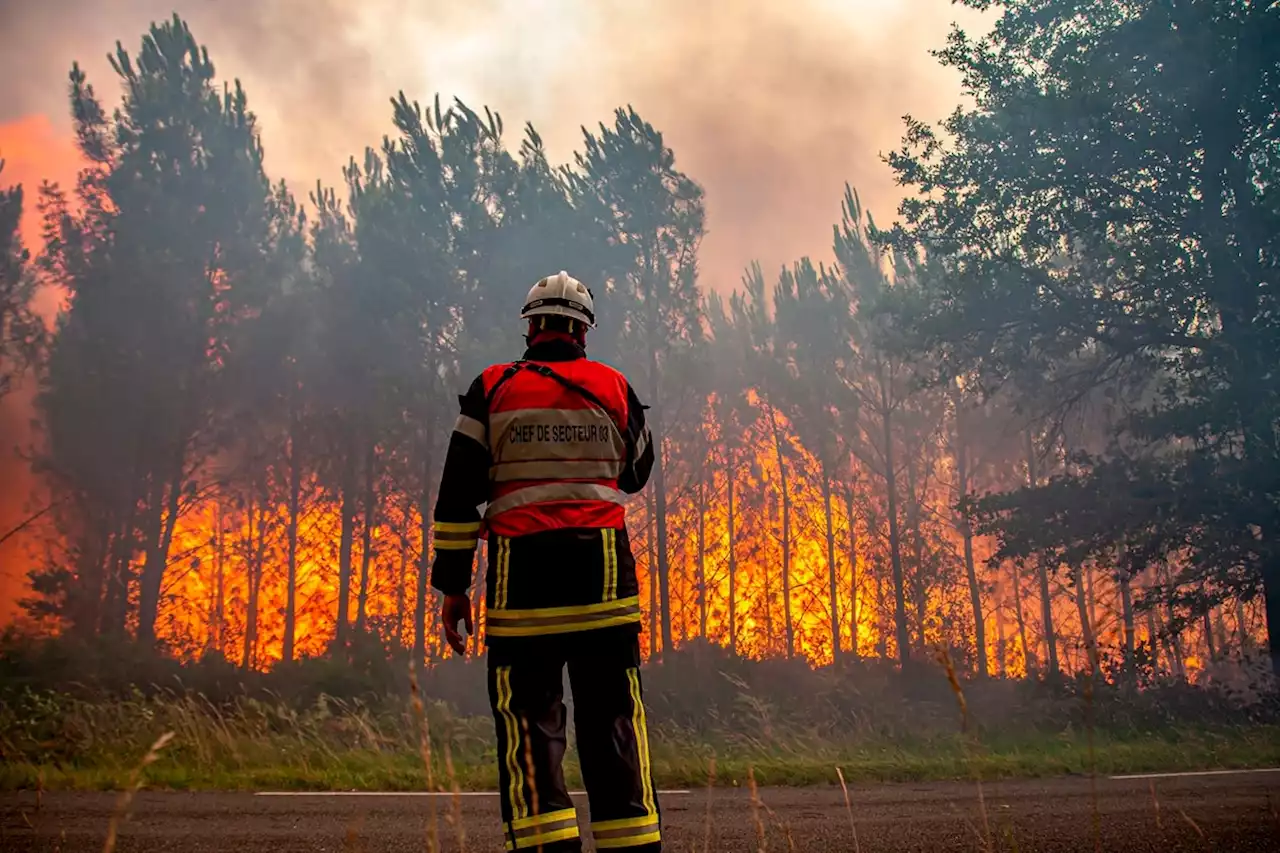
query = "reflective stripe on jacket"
(428, 336, 654, 604)
(480, 356, 631, 537)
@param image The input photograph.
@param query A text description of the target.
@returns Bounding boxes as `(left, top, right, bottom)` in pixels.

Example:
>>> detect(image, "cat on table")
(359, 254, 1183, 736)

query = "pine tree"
(889, 0, 1280, 673)
(0, 162, 43, 400)
(570, 106, 706, 656)
(32, 16, 275, 644)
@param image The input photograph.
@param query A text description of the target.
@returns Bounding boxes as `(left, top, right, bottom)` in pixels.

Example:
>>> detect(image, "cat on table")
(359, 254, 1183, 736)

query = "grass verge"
(4, 709, 1278, 793)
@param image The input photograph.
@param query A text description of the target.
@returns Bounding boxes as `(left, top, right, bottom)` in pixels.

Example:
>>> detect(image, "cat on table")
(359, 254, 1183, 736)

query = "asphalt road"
(3, 772, 1279, 852)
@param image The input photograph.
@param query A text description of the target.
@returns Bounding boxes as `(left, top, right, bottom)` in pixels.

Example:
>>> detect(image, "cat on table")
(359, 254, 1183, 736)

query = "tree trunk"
(726, 446, 737, 656)
(644, 344, 674, 659)
(646, 487, 658, 659)
(1263, 556, 1280, 675)
(763, 505, 774, 656)
(767, 403, 795, 659)
(651, 426, 673, 658)
(994, 579, 1008, 677)
(1153, 566, 1184, 676)
(355, 442, 377, 636)
(905, 450, 927, 655)
(74, 517, 110, 638)
(955, 418, 987, 677)
(396, 493, 411, 649)
(1119, 570, 1136, 687)
(137, 452, 185, 645)
(1086, 561, 1098, 637)
(1072, 562, 1097, 674)
(1164, 603, 1186, 678)
(1011, 561, 1033, 675)
(1146, 606, 1161, 674)
(1235, 597, 1251, 656)
(1025, 430, 1059, 679)
(696, 464, 708, 640)
(1169, 622, 1186, 677)
(395, 536, 407, 648)
(102, 516, 134, 638)
(874, 566, 887, 660)
(132, 486, 166, 642)
(282, 415, 302, 664)
(881, 377, 910, 668)
(242, 488, 260, 672)
(212, 504, 226, 657)
(823, 466, 840, 665)
(1040, 569, 1060, 679)
(1213, 606, 1228, 665)
(336, 445, 358, 649)
(413, 444, 435, 666)
(846, 485, 860, 660)
(205, 540, 217, 656)
(1203, 606, 1218, 663)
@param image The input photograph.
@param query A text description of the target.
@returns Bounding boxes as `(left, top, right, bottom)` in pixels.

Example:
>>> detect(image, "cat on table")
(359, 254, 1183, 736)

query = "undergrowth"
(1, 633, 1277, 792)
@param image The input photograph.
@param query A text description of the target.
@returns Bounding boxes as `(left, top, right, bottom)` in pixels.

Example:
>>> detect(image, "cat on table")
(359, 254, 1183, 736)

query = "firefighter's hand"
(441, 594, 473, 656)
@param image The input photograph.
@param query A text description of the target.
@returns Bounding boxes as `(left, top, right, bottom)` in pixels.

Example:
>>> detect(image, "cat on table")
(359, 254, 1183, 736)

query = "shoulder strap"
(484, 360, 527, 408)
(485, 360, 622, 434)
(521, 362, 618, 423)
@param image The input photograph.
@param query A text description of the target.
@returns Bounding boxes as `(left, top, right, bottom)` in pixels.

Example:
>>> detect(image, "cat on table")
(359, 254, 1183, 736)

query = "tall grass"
(3, 685, 1279, 793)
(2, 633, 1278, 793)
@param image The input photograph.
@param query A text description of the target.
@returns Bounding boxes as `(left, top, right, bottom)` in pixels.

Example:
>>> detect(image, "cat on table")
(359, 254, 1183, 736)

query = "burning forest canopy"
(0, 2, 1278, 686)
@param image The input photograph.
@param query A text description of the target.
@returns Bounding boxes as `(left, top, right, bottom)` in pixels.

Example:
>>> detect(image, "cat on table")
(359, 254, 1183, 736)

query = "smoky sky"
(0, 0, 990, 616)
(0, 0, 989, 287)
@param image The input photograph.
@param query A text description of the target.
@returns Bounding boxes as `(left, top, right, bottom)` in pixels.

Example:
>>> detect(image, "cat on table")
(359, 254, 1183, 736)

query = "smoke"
(0, 0, 987, 283)
(0, 0, 989, 616)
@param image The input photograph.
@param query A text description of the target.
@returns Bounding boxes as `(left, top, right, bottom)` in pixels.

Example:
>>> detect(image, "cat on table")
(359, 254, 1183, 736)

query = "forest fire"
(3, 9, 1274, 693)
(4, 7, 1280, 851)
(126, 388, 1254, 680)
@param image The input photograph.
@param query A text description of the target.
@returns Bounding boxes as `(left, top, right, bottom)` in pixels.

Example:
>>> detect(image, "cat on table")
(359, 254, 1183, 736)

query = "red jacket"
(430, 336, 654, 598)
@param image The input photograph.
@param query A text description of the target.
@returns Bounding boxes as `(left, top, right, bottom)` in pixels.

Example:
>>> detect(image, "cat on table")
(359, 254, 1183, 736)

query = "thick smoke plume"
(0, 0, 988, 616)
(1, 0, 985, 281)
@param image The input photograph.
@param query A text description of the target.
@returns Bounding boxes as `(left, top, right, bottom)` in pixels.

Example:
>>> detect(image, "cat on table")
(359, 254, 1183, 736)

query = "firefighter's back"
(429, 271, 662, 852)
(480, 351, 645, 642)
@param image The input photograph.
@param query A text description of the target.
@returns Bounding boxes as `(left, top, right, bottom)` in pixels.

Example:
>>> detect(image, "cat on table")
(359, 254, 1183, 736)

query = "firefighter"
(429, 271, 661, 852)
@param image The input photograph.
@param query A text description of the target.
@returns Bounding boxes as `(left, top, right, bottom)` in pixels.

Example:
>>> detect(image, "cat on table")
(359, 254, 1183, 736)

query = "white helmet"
(521, 270, 596, 329)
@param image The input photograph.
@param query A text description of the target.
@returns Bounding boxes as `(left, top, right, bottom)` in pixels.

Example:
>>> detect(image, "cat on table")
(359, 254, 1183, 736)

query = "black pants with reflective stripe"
(487, 629, 661, 852)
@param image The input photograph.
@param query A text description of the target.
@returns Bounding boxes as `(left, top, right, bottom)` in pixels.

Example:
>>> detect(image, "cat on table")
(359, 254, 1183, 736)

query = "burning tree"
(9, 5, 1274, 684)
(0, 160, 43, 401)
(31, 16, 278, 644)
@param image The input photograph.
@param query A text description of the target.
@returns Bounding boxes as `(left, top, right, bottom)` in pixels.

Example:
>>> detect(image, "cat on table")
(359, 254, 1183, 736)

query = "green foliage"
(888, 0, 1280, 672)
(0, 161, 43, 399)
(12, 5, 1280, 694)
(31, 14, 279, 643)
(571, 105, 706, 376)
(1, 633, 1277, 792)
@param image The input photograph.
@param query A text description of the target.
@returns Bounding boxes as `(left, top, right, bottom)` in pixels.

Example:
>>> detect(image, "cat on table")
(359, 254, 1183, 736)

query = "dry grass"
(4, 685, 1279, 794)
(702, 756, 717, 852)
(408, 659, 442, 853)
(4, 643, 1279, 803)
(101, 731, 174, 853)
(7, 648, 1276, 853)
(936, 647, 993, 853)
(748, 766, 766, 852)
(835, 767, 860, 853)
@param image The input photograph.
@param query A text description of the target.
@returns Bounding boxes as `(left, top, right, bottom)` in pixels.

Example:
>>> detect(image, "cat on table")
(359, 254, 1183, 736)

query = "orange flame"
(135, 391, 1258, 678)
(0, 118, 1260, 676)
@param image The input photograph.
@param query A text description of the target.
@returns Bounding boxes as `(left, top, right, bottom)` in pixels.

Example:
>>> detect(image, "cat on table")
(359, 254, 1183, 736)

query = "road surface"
(2, 771, 1279, 851)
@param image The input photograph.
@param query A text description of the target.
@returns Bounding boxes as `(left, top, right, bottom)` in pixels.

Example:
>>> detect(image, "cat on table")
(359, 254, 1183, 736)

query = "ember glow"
(0, 2, 1270, 682)
(135, 394, 1256, 675)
